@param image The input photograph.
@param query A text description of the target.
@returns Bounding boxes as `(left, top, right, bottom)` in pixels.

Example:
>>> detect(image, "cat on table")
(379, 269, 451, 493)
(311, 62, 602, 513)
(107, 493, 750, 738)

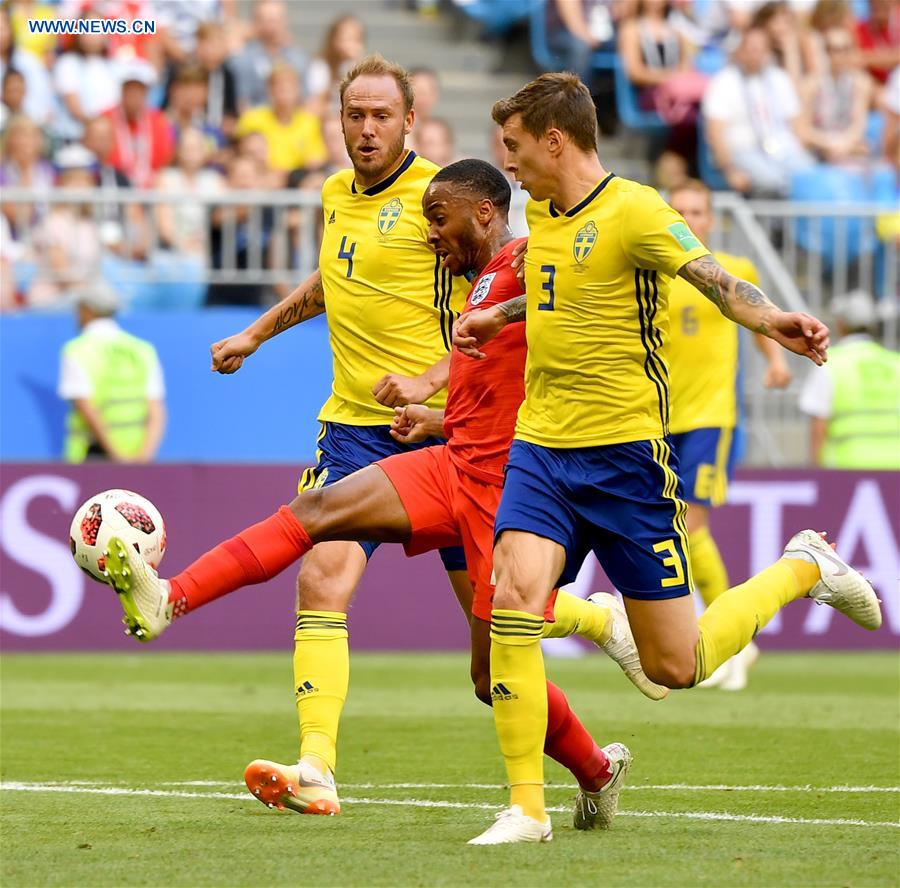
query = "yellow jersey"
(517, 174, 709, 448)
(668, 252, 759, 433)
(318, 151, 468, 425)
(235, 107, 327, 172)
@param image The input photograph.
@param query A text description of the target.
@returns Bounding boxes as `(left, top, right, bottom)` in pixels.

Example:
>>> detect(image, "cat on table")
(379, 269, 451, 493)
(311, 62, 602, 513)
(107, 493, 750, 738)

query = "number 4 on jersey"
(338, 236, 356, 279)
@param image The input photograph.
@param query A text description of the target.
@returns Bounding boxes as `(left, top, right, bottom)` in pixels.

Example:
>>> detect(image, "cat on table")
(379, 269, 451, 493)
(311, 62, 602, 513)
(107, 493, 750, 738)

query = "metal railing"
(4, 186, 897, 465)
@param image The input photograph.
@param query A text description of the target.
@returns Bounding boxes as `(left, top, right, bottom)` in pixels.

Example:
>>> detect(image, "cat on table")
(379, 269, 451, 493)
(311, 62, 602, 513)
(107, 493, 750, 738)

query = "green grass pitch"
(2, 651, 898, 887)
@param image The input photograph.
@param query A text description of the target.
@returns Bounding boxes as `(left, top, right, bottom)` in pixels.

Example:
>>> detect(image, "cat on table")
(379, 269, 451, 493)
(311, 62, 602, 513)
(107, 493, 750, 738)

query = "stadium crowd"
(0, 0, 897, 313)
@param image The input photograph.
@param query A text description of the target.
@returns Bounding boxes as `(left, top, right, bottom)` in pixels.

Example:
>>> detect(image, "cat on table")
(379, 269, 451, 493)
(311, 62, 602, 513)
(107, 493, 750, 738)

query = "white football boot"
(783, 530, 882, 630)
(103, 536, 173, 642)
(468, 805, 552, 845)
(588, 593, 669, 701)
(244, 759, 340, 815)
(573, 742, 633, 830)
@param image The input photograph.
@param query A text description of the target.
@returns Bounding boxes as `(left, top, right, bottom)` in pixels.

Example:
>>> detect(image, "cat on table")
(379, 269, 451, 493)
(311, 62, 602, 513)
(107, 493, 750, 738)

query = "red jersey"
(444, 238, 527, 486)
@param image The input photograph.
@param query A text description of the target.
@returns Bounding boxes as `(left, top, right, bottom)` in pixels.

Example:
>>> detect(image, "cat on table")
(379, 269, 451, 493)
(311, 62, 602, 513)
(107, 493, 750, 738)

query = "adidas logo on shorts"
(490, 682, 518, 701)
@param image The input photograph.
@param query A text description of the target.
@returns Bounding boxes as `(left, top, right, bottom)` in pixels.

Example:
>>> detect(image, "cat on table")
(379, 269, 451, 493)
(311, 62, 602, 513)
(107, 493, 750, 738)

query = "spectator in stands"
(854, 0, 899, 85)
(415, 117, 456, 167)
(206, 154, 275, 307)
(235, 64, 326, 177)
(0, 5, 54, 128)
(0, 68, 26, 134)
(797, 26, 875, 165)
(195, 21, 239, 140)
(104, 60, 175, 189)
(800, 0, 854, 75)
(165, 63, 224, 148)
(52, 14, 121, 142)
(235, 130, 284, 188)
(10, 0, 57, 65)
(58, 282, 166, 463)
(409, 65, 440, 147)
(0, 214, 18, 310)
(752, 1, 805, 89)
(154, 127, 224, 259)
(288, 115, 350, 189)
(27, 144, 104, 309)
(618, 0, 701, 184)
(156, 0, 236, 66)
(546, 0, 625, 82)
(305, 14, 366, 117)
(799, 289, 900, 469)
(702, 26, 815, 195)
(65, 0, 163, 69)
(0, 114, 53, 236)
(883, 66, 900, 170)
(230, 0, 307, 111)
(80, 114, 147, 259)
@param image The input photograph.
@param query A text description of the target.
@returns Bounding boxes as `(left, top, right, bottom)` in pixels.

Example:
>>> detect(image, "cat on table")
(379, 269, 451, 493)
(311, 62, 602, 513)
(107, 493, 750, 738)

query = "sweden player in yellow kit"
(209, 55, 470, 814)
(455, 73, 882, 845)
(668, 179, 792, 690)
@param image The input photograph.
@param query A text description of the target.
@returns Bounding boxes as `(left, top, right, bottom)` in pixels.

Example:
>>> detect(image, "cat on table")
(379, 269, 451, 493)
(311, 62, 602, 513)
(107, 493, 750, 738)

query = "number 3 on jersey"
(338, 236, 356, 278)
(539, 264, 556, 311)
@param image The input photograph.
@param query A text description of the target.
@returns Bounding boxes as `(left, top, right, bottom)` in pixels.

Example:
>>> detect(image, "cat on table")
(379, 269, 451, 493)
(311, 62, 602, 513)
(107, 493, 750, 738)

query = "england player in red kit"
(101, 160, 662, 830)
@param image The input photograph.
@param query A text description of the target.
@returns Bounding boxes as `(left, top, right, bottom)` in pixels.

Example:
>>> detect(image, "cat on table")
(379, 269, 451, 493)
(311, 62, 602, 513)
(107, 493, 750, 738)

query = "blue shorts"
(494, 438, 692, 600)
(669, 427, 737, 508)
(298, 421, 467, 570)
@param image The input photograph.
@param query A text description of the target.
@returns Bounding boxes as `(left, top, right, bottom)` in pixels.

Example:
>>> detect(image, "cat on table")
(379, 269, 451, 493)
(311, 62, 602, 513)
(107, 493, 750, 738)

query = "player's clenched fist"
(453, 307, 507, 360)
(372, 373, 433, 407)
(390, 404, 445, 443)
(210, 331, 261, 374)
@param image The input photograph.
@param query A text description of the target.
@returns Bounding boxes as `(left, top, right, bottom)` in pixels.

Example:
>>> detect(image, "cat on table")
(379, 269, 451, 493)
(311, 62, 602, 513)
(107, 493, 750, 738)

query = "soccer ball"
(70, 489, 166, 583)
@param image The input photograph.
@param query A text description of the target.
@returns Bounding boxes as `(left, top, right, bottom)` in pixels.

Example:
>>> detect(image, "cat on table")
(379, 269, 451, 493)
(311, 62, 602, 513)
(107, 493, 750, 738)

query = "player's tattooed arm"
(678, 255, 776, 334)
(496, 294, 527, 323)
(270, 271, 327, 334)
(210, 269, 325, 374)
(678, 256, 830, 366)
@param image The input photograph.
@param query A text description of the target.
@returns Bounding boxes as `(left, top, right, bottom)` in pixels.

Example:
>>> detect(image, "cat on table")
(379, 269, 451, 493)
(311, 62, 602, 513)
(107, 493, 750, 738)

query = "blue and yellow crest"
(573, 221, 598, 263)
(378, 197, 403, 234)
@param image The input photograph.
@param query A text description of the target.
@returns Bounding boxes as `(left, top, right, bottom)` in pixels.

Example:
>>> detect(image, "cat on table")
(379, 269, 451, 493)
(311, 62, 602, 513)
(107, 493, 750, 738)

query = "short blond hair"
(669, 178, 712, 209)
(339, 53, 414, 113)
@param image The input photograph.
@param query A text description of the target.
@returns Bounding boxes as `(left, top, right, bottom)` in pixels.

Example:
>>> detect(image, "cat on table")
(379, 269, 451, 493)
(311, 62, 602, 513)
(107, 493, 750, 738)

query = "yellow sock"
(293, 610, 349, 775)
(689, 526, 729, 606)
(543, 590, 612, 644)
(694, 559, 812, 684)
(490, 609, 547, 821)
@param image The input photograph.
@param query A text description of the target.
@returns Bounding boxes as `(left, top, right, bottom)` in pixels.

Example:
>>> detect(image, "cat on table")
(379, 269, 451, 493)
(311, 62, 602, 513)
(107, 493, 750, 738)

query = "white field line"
(1, 782, 898, 830)
(29, 779, 900, 794)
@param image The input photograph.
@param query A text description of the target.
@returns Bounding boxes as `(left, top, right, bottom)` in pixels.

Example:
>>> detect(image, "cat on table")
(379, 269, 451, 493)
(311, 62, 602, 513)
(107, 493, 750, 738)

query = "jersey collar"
(351, 150, 417, 196)
(548, 172, 616, 218)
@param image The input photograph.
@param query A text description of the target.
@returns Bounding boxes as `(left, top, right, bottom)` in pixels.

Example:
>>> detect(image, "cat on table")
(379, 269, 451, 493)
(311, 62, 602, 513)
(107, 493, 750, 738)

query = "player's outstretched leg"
(243, 759, 339, 815)
(690, 529, 880, 686)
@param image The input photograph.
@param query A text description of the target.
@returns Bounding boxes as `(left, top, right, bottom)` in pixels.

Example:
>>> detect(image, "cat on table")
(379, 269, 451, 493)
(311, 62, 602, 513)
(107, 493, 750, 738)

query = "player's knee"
(471, 671, 492, 706)
(643, 656, 695, 689)
(289, 488, 329, 537)
(296, 561, 353, 612)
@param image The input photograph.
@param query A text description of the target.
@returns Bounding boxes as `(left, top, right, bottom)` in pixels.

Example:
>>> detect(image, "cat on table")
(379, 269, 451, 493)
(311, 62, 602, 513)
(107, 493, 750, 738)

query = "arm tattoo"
(678, 256, 775, 333)
(496, 295, 527, 323)
(271, 277, 326, 333)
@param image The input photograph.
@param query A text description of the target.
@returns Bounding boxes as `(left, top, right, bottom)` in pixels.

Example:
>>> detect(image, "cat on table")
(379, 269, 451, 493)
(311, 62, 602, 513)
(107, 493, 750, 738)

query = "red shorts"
(377, 445, 557, 623)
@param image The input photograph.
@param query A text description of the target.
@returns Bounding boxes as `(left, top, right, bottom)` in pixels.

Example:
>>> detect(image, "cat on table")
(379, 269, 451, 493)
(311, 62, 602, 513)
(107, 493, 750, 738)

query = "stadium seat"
(696, 116, 729, 191)
(528, 0, 616, 73)
(790, 165, 880, 268)
(454, 0, 528, 38)
(612, 56, 668, 134)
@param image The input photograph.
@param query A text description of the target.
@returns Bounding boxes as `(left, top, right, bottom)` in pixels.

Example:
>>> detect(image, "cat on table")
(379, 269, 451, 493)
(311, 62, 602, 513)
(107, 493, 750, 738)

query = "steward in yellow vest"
(57, 285, 166, 463)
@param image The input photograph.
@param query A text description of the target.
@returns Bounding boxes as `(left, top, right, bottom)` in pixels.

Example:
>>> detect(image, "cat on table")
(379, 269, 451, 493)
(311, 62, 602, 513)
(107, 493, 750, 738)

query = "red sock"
(168, 506, 312, 618)
(544, 681, 612, 792)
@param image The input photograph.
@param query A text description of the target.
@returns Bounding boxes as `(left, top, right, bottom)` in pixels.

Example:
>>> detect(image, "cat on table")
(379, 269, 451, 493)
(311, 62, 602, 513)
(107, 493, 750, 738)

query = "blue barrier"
(0, 309, 335, 462)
